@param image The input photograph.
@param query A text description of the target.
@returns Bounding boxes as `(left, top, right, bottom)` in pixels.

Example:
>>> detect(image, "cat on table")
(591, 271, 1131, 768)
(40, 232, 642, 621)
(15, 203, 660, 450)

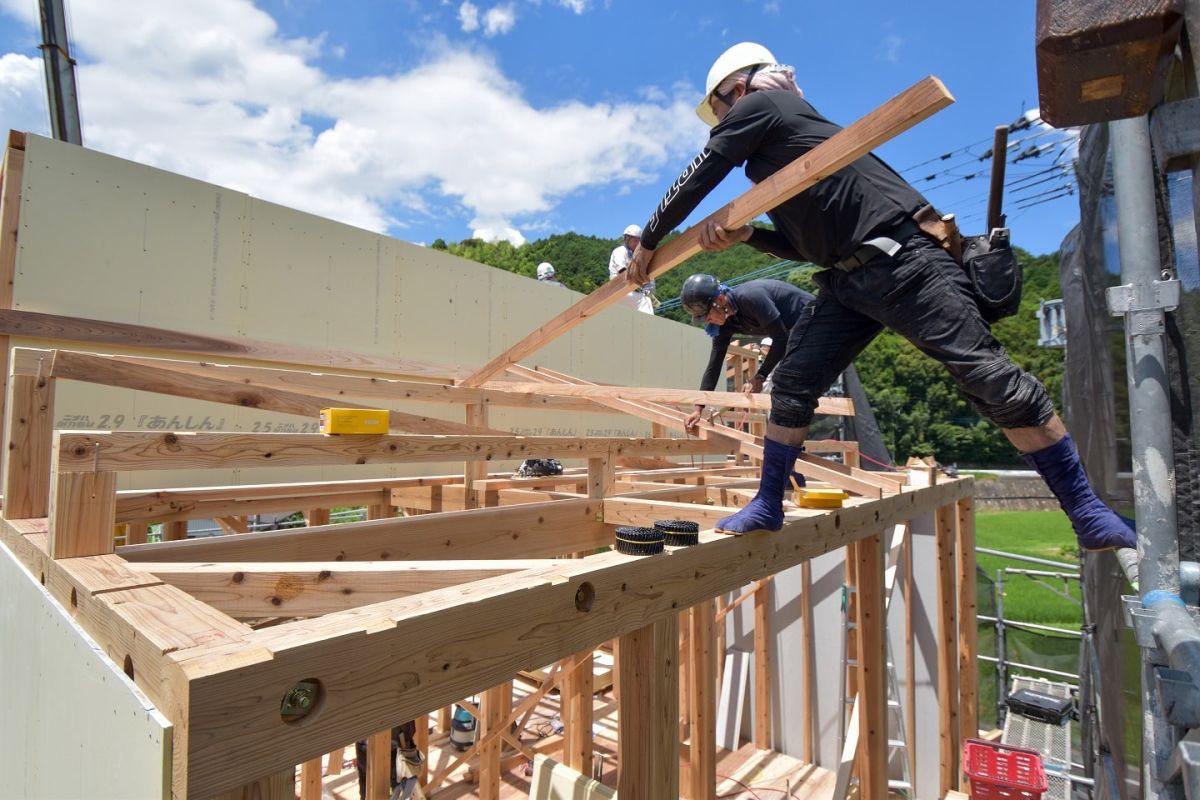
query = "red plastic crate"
(963, 738, 1049, 800)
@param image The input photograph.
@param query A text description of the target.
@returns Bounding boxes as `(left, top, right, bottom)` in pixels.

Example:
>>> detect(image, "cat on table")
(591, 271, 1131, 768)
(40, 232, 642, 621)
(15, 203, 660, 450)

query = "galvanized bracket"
(1156, 667, 1200, 728)
(1107, 280, 1182, 336)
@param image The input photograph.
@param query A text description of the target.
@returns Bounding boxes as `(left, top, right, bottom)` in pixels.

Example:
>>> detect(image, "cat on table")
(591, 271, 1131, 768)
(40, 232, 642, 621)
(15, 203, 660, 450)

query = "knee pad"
(962, 359, 1055, 429)
(768, 390, 818, 429)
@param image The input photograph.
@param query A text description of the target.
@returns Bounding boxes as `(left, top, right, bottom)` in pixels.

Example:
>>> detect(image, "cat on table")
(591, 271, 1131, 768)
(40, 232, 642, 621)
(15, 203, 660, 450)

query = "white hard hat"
(536, 262, 555, 279)
(760, 337, 773, 347)
(623, 224, 642, 238)
(696, 42, 777, 126)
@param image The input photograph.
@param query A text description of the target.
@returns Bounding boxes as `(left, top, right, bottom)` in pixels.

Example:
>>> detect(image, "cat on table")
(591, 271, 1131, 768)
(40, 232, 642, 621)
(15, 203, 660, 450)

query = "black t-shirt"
(699, 280, 815, 392)
(705, 91, 928, 267)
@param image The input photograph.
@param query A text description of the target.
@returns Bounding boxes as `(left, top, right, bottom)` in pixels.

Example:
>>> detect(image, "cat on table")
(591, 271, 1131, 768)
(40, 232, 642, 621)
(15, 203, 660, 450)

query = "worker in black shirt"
(679, 275, 814, 433)
(626, 42, 1133, 552)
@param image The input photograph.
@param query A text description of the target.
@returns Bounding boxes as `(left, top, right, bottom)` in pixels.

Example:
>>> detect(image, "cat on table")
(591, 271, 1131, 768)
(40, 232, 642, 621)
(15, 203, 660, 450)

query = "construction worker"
(625, 42, 1134, 551)
(609, 224, 656, 313)
(536, 261, 566, 288)
(679, 275, 813, 433)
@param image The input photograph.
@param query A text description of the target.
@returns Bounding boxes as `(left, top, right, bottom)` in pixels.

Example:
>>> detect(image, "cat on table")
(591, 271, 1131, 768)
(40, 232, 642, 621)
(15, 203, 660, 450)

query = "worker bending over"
(678, 274, 813, 432)
(626, 42, 1134, 551)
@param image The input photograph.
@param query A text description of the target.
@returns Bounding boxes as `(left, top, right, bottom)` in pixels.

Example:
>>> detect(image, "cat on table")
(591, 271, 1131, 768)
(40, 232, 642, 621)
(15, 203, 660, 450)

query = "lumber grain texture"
(166, 479, 971, 799)
(462, 76, 953, 386)
(0, 309, 463, 381)
(56, 431, 731, 472)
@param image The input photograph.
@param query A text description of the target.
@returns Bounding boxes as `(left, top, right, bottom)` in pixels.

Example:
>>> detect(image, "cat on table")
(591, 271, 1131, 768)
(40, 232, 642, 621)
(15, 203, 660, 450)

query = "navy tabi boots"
(1021, 433, 1136, 552)
(716, 437, 802, 534)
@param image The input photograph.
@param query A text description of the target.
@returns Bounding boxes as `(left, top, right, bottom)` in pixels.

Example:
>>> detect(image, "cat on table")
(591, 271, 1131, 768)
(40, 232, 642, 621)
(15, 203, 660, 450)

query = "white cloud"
(557, 0, 590, 12)
(0, 1, 704, 247)
(763, 0, 780, 14)
(0, 53, 47, 136)
(878, 34, 902, 63)
(482, 4, 517, 37)
(458, 1, 480, 32)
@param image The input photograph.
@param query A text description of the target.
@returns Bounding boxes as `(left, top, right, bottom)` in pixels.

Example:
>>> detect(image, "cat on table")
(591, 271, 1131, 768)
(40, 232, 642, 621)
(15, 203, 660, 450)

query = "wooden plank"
(462, 76, 953, 386)
(480, 681, 512, 800)
(44, 348, 497, 436)
(119, 499, 606, 563)
(165, 480, 971, 798)
(854, 532, 887, 800)
(936, 504, 959, 797)
(800, 560, 815, 764)
(49, 467, 117, 559)
(129, 561, 553, 618)
(3, 373, 55, 518)
(688, 599, 717, 800)
(366, 728, 391, 800)
(484, 381, 855, 416)
(56, 431, 732, 473)
(617, 615, 679, 800)
(209, 769, 294, 800)
(0, 134, 25, 490)
(300, 757, 323, 800)
(0, 309, 463, 381)
(753, 578, 771, 749)
(956, 496, 978, 781)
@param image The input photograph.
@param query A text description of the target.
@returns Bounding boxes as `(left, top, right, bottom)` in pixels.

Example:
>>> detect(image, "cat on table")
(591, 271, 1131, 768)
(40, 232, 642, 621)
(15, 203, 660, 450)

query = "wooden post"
(688, 600, 716, 800)
(562, 648, 594, 774)
(126, 522, 149, 546)
(956, 496, 979, 783)
(855, 532, 887, 800)
(164, 520, 188, 541)
(936, 503, 960, 796)
(366, 729, 391, 800)
(3, 373, 55, 518)
(464, 404, 488, 509)
(305, 507, 330, 526)
(904, 524, 917, 784)
(480, 681, 512, 800)
(753, 578, 771, 749)
(618, 615, 680, 800)
(800, 560, 815, 764)
(300, 757, 323, 800)
(210, 769, 294, 800)
(0, 133, 26, 490)
(414, 713, 429, 784)
(48, 451, 116, 559)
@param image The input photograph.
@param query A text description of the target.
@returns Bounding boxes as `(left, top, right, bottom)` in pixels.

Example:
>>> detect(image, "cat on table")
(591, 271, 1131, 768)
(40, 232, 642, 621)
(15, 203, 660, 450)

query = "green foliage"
(437, 231, 1064, 467)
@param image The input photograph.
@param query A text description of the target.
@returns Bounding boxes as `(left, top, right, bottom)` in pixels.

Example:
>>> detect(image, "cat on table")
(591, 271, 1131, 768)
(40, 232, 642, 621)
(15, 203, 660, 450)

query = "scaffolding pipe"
(1110, 113, 1184, 800)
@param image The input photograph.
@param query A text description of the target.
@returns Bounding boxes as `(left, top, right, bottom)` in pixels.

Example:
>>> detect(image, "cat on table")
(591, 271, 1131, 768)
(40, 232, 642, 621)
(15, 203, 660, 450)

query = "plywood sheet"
(0, 541, 171, 799)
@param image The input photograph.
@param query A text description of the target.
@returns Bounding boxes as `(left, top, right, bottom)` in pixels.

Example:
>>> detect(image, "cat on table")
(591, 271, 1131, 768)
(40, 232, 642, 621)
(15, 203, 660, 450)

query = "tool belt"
(914, 204, 1021, 322)
(832, 218, 920, 272)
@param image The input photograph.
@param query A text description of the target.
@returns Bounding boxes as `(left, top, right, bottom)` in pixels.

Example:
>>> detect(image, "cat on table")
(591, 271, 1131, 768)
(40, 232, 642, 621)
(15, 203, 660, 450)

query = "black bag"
(960, 228, 1022, 323)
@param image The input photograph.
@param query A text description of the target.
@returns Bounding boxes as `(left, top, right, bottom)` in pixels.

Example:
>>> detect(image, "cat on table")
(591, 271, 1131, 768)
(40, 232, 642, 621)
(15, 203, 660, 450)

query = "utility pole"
(37, 0, 82, 145)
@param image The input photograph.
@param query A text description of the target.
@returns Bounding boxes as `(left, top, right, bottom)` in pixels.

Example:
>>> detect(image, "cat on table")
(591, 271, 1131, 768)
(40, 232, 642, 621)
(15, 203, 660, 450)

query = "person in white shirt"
(536, 262, 566, 288)
(608, 225, 656, 313)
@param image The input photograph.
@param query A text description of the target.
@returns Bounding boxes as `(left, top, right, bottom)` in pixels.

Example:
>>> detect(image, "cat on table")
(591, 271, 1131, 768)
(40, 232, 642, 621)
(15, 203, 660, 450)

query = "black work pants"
(768, 234, 1055, 431)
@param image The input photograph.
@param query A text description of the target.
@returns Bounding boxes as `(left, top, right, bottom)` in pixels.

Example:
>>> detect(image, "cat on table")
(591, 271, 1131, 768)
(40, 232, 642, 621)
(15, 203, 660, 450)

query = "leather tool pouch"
(960, 229, 1022, 322)
(914, 204, 963, 263)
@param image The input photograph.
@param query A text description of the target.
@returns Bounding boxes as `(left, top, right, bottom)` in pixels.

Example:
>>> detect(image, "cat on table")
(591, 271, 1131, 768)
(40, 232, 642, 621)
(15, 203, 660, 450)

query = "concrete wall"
(0, 542, 171, 799)
(12, 134, 715, 487)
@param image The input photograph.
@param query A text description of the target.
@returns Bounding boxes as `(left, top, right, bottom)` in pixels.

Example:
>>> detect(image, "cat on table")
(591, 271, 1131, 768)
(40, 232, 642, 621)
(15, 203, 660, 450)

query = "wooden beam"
(3, 372, 55, 518)
(119, 499, 605, 563)
(618, 615, 680, 800)
(688, 600, 717, 800)
(0, 309, 462, 381)
(56, 431, 732, 473)
(0, 132, 26, 491)
(128, 561, 555, 618)
(854, 532, 887, 800)
(956, 496, 978, 776)
(936, 504, 959, 797)
(461, 76, 953, 386)
(753, 578, 771, 749)
(164, 480, 970, 798)
(41, 348, 498, 436)
(48, 461, 117, 559)
(483, 381, 855, 416)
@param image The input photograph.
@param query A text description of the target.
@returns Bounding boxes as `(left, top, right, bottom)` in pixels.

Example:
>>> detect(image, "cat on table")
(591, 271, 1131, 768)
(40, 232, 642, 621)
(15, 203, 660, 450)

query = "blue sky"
(0, 1, 1079, 256)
